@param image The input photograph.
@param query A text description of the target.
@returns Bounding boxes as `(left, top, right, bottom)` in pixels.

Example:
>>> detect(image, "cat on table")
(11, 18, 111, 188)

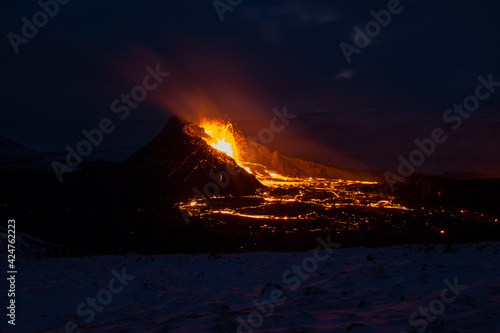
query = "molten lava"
(199, 119, 241, 164)
(198, 119, 311, 181)
(179, 118, 415, 224)
(198, 119, 278, 179)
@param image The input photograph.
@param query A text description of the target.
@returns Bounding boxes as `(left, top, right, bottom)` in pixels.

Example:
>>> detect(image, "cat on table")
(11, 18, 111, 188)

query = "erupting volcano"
(196, 118, 370, 181)
(7, 3, 500, 331)
(199, 119, 242, 165)
(56, 115, 498, 253)
(143, 116, 497, 248)
(173, 118, 407, 226)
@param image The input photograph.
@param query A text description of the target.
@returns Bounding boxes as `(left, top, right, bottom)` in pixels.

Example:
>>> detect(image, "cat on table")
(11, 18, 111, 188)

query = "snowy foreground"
(5, 241, 500, 333)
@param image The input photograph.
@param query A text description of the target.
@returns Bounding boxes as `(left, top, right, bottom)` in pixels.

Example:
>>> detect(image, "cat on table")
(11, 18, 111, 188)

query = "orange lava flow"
(198, 119, 294, 181)
(178, 119, 415, 222)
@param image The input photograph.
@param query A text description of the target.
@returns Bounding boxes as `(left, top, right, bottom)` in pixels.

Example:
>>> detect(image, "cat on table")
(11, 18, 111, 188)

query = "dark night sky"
(2, 0, 500, 152)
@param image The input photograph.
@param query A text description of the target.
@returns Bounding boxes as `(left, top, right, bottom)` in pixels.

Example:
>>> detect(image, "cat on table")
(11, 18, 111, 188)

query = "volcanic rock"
(237, 136, 378, 180)
(117, 117, 264, 203)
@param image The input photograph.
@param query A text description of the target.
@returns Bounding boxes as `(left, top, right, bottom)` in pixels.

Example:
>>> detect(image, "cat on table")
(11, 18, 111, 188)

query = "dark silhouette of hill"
(0, 134, 54, 171)
(113, 117, 264, 205)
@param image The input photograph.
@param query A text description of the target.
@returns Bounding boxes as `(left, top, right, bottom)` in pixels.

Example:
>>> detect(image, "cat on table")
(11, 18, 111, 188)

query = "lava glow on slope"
(199, 119, 288, 179)
(179, 120, 495, 229)
(180, 119, 416, 224)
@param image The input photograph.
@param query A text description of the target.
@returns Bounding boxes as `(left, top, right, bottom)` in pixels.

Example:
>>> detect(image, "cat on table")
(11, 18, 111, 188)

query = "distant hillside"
(0, 135, 55, 171)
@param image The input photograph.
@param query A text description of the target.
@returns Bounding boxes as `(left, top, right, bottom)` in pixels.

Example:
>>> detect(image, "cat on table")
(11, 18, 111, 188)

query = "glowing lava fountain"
(199, 119, 242, 165)
(180, 118, 413, 223)
(198, 118, 299, 180)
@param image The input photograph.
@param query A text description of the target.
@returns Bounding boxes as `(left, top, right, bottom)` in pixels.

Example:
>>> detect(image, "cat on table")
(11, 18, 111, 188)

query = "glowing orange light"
(440, 230, 445, 234)
(200, 119, 241, 164)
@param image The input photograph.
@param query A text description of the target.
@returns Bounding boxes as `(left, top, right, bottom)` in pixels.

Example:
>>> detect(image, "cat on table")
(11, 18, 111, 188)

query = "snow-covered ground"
(3, 241, 500, 332)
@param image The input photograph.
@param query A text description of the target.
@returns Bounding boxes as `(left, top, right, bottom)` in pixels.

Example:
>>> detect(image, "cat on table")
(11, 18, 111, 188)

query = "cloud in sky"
(334, 69, 354, 79)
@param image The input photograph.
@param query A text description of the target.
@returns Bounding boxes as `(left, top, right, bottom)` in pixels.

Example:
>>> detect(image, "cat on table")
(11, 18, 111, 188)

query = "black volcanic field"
(1, 118, 500, 255)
